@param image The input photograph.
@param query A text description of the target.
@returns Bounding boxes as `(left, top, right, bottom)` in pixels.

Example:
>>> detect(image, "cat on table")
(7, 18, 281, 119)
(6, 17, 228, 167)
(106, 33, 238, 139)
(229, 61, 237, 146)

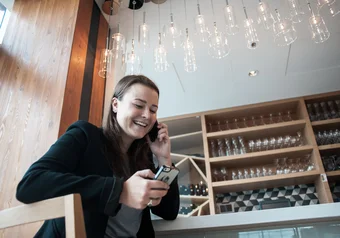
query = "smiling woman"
(15, 74, 179, 238)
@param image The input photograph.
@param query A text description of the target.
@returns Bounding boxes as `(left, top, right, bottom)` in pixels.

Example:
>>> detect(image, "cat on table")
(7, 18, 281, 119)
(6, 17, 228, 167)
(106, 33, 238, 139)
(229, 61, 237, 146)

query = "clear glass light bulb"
(244, 18, 259, 49)
(273, 9, 297, 46)
(125, 42, 142, 75)
(224, 5, 239, 35)
(99, 49, 112, 78)
(317, 0, 336, 7)
(286, 0, 305, 23)
(195, 15, 209, 42)
(308, 14, 330, 43)
(111, 33, 126, 60)
(257, 1, 274, 30)
(163, 18, 181, 48)
(208, 24, 230, 58)
(154, 44, 169, 72)
(182, 31, 197, 73)
(139, 23, 150, 52)
(329, 0, 340, 16)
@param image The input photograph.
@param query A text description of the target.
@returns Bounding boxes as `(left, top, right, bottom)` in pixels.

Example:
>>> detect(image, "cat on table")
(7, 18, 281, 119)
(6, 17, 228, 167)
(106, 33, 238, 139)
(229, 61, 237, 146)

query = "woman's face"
(112, 83, 159, 145)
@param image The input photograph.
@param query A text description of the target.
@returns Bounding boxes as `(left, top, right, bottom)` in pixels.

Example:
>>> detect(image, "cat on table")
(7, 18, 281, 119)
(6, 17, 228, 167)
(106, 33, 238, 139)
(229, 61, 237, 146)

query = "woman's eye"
(134, 104, 143, 109)
(150, 110, 156, 114)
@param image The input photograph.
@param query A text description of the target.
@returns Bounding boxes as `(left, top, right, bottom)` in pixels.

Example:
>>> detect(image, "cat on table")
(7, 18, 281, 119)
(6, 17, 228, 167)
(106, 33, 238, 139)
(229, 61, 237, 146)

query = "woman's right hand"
(119, 169, 170, 209)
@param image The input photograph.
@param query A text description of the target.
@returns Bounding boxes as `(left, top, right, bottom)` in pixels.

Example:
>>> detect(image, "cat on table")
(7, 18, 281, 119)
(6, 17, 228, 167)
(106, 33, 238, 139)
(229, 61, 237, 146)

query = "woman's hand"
(146, 122, 172, 167)
(119, 169, 169, 209)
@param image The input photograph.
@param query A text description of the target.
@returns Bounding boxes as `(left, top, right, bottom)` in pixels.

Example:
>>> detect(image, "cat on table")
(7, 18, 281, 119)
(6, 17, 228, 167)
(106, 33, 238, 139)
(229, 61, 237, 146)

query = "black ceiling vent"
(128, 0, 144, 10)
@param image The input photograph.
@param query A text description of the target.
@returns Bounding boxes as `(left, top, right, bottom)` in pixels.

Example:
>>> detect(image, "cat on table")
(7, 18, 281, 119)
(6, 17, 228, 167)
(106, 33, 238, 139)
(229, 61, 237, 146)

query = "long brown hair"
(103, 75, 160, 178)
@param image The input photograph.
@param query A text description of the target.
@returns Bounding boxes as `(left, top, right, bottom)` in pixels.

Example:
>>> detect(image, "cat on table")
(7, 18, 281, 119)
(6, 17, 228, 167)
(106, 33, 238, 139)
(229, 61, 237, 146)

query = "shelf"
(162, 116, 202, 137)
(210, 146, 314, 166)
(177, 158, 207, 184)
(205, 100, 300, 122)
(180, 195, 209, 204)
(319, 144, 340, 151)
(171, 153, 205, 165)
(170, 131, 202, 140)
(326, 171, 340, 178)
(311, 118, 340, 126)
(207, 120, 306, 139)
(178, 200, 209, 218)
(212, 170, 320, 193)
(170, 131, 204, 156)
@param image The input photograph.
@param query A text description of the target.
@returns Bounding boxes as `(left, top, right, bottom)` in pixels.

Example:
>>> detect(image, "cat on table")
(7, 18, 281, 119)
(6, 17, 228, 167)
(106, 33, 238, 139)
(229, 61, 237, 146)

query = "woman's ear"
(112, 97, 118, 113)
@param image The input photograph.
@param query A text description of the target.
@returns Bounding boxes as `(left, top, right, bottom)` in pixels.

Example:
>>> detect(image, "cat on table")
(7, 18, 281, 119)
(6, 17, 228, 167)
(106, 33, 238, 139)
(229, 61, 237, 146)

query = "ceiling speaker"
(102, 0, 121, 15)
(151, 0, 167, 3)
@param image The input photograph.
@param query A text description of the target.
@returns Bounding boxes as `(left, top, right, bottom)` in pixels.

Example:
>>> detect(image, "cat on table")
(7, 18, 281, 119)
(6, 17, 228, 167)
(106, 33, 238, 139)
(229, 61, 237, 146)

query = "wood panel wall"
(89, 13, 108, 127)
(0, 0, 107, 236)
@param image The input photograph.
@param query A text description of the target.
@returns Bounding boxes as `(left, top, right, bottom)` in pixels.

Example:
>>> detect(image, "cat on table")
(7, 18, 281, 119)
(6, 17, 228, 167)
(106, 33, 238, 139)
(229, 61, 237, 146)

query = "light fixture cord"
(226, 0, 229, 5)
(197, 0, 201, 15)
(242, 0, 248, 19)
(170, 0, 174, 22)
(274, 9, 281, 21)
(184, 0, 189, 39)
(105, 0, 114, 49)
(306, 1, 314, 16)
(132, 1, 136, 53)
(143, 0, 146, 24)
(158, 0, 161, 45)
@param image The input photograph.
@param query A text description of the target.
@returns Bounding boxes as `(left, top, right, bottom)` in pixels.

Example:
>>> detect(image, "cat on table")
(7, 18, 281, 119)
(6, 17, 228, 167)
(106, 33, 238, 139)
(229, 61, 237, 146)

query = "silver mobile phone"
(154, 165, 179, 186)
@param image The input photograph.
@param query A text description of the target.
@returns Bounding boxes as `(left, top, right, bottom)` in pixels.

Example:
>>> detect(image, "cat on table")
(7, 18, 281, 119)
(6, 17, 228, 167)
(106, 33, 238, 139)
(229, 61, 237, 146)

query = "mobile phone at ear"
(154, 165, 179, 186)
(148, 121, 159, 142)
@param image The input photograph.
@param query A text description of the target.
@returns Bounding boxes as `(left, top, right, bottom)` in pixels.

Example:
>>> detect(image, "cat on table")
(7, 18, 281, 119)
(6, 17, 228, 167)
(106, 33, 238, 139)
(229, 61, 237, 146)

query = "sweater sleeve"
(16, 121, 123, 216)
(151, 176, 179, 220)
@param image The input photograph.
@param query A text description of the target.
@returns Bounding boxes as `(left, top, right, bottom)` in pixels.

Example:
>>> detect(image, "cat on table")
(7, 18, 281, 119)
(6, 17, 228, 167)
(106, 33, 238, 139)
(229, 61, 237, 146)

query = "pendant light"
(163, 0, 181, 48)
(195, 0, 209, 43)
(154, 0, 169, 72)
(208, 0, 230, 59)
(183, 0, 197, 72)
(138, 0, 150, 52)
(125, 1, 142, 75)
(257, 0, 275, 30)
(307, 1, 330, 43)
(273, 9, 297, 46)
(242, 0, 259, 50)
(99, 0, 114, 78)
(224, 0, 239, 36)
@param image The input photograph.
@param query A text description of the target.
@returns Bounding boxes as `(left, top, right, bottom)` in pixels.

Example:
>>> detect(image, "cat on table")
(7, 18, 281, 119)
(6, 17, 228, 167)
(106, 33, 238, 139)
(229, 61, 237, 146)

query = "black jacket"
(16, 120, 179, 237)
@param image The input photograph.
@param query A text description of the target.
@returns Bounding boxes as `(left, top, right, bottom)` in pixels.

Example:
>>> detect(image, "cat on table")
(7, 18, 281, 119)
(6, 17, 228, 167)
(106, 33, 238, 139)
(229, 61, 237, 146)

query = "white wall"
(1, 0, 14, 10)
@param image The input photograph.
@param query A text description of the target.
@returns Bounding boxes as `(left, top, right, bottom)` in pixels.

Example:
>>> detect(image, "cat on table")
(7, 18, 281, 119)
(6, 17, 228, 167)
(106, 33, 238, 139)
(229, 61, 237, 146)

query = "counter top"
(153, 203, 340, 235)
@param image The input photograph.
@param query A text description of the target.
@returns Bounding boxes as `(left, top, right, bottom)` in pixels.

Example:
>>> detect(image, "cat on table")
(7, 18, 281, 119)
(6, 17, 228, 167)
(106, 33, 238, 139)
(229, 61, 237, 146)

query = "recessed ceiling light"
(248, 70, 259, 77)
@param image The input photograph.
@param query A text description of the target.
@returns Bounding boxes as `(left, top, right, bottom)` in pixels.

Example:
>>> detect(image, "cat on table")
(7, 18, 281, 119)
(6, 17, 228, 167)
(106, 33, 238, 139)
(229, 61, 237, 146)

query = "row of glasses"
(274, 156, 315, 175)
(207, 110, 294, 133)
(322, 154, 340, 171)
(306, 100, 340, 121)
(247, 131, 304, 153)
(211, 155, 315, 182)
(209, 136, 247, 158)
(314, 129, 340, 145)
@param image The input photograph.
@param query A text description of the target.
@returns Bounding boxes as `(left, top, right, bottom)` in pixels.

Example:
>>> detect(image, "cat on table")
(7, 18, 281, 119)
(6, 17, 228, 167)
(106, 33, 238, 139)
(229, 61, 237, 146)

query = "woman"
(16, 75, 179, 238)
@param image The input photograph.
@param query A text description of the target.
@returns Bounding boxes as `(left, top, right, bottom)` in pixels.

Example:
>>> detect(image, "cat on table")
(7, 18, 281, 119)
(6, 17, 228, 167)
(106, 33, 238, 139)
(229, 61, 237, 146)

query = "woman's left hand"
(146, 122, 172, 167)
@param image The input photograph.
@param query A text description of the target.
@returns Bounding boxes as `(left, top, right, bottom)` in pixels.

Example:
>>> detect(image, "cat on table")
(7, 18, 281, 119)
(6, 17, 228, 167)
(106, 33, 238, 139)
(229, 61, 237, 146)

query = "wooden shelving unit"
(207, 119, 306, 139)
(311, 118, 340, 126)
(212, 170, 320, 193)
(159, 90, 340, 218)
(326, 171, 340, 178)
(319, 144, 340, 151)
